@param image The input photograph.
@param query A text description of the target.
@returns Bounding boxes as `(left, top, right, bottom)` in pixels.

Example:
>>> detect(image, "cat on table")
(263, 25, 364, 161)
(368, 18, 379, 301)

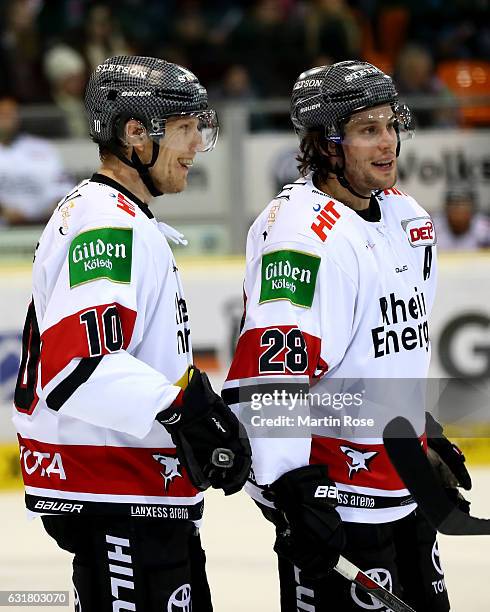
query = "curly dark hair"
(296, 130, 341, 184)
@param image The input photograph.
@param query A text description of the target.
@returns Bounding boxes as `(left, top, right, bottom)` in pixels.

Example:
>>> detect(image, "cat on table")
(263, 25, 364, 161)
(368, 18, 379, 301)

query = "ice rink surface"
(0, 469, 489, 612)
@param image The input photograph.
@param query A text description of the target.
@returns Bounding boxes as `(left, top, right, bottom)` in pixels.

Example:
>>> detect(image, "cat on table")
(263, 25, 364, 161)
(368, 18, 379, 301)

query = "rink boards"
(1, 253, 489, 490)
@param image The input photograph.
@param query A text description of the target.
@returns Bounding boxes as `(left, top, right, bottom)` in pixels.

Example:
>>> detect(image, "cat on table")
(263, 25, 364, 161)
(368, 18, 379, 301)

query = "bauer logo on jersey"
(69, 227, 133, 288)
(401, 216, 436, 247)
(260, 249, 320, 308)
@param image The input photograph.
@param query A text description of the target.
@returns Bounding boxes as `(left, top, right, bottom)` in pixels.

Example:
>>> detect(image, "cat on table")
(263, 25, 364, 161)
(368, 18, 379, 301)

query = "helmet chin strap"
(331, 145, 372, 200)
(328, 143, 372, 200)
(130, 142, 162, 197)
(335, 171, 372, 200)
(108, 141, 163, 197)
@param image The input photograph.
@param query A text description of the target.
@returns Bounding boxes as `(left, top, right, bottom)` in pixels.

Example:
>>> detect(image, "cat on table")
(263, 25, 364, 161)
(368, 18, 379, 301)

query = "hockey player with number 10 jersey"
(224, 61, 471, 611)
(13, 55, 251, 612)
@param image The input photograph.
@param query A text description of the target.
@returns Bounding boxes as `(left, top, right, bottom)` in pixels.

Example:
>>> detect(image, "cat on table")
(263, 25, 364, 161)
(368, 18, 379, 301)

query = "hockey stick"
(384, 417, 490, 535)
(335, 556, 415, 612)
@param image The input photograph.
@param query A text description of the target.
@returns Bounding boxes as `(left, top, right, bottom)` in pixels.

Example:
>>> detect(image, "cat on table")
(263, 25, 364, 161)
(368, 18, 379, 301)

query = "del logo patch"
(69, 227, 133, 288)
(259, 249, 320, 308)
(401, 217, 436, 247)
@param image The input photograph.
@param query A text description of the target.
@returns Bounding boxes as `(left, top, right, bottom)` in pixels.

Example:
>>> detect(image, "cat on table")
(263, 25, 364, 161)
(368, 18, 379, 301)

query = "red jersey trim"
(40, 303, 137, 388)
(310, 434, 427, 491)
(227, 326, 325, 382)
(18, 436, 199, 498)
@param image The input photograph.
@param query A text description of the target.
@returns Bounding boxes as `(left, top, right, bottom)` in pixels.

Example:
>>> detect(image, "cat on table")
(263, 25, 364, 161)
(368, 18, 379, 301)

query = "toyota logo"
(167, 583, 191, 612)
(351, 568, 392, 610)
(432, 541, 444, 576)
(74, 586, 82, 612)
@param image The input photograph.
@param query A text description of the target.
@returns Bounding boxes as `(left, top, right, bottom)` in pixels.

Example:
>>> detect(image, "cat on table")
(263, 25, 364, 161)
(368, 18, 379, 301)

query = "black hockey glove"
(426, 412, 472, 490)
(156, 367, 251, 495)
(426, 412, 472, 514)
(263, 465, 345, 579)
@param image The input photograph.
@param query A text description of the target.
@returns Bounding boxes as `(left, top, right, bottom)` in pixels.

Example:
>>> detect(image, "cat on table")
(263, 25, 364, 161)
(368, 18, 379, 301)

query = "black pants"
(42, 515, 212, 612)
(265, 508, 450, 612)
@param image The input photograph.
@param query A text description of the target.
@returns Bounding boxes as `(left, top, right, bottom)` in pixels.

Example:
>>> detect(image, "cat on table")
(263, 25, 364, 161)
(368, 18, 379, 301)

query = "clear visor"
(148, 109, 219, 153)
(327, 104, 414, 147)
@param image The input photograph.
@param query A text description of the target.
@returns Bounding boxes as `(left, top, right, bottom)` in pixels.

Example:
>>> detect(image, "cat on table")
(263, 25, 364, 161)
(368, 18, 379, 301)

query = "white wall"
(54, 130, 490, 224)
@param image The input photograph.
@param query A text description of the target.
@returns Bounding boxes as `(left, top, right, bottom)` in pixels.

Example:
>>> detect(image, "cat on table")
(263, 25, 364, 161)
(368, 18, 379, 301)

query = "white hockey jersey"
(12, 174, 204, 520)
(223, 174, 437, 524)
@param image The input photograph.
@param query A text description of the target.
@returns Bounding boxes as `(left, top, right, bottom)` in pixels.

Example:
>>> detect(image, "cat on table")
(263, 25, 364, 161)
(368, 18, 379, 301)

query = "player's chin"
(161, 177, 187, 194)
(370, 168, 397, 190)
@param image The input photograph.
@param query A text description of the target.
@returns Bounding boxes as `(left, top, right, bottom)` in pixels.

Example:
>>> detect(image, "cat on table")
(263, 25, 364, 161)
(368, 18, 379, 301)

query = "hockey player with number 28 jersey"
(224, 62, 470, 611)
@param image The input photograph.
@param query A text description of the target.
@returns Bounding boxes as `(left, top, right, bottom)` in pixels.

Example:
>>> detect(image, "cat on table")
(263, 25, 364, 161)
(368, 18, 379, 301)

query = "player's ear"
(322, 139, 339, 158)
(319, 138, 343, 170)
(123, 119, 149, 151)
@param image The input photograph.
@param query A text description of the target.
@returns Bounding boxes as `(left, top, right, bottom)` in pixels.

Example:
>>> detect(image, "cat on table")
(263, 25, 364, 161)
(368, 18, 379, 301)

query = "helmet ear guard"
(103, 112, 162, 197)
(121, 119, 149, 147)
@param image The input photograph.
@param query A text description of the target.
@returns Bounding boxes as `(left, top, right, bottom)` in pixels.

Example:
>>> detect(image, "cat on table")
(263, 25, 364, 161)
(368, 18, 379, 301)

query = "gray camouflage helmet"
(84, 55, 215, 147)
(290, 60, 412, 141)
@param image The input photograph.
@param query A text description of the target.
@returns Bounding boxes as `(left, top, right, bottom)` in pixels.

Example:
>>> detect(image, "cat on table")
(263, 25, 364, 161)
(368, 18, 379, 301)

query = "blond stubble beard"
(155, 170, 188, 195)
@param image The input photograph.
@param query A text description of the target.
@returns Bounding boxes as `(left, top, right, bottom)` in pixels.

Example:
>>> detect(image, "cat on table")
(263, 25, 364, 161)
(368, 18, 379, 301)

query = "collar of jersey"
(90, 173, 154, 219)
(308, 172, 382, 223)
(355, 194, 381, 222)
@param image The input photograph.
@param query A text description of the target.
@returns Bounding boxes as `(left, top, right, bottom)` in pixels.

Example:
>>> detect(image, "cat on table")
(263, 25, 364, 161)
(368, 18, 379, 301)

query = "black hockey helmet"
(291, 60, 413, 199)
(84, 55, 218, 195)
(291, 60, 413, 145)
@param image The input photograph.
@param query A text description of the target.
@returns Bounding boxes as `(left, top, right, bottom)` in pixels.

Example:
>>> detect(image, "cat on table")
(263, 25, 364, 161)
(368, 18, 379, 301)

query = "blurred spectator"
(116, 1, 174, 53)
(168, 0, 217, 82)
(44, 45, 88, 138)
(210, 64, 258, 101)
(434, 188, 490, 250)
(394, 44, 459, 127)
(66, 2, 130, 73)
(0, 0, 49, 102)
(438, 19, 490, 62)
(303, 0, 361, 63)
(210, 63, 270, 131)
(226, 0, 301, 97)
(0, 95, 73, 226)
(205, 2, 244, 47)
(0, 0, 488, 135)
(37, 0, 89, 44)
(401, 0, 490, 61)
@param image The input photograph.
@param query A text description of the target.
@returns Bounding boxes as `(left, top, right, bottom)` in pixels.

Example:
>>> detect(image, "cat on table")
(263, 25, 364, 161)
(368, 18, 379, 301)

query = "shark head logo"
(153, 454, 182, 491)
(340, 446, 378, 479)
